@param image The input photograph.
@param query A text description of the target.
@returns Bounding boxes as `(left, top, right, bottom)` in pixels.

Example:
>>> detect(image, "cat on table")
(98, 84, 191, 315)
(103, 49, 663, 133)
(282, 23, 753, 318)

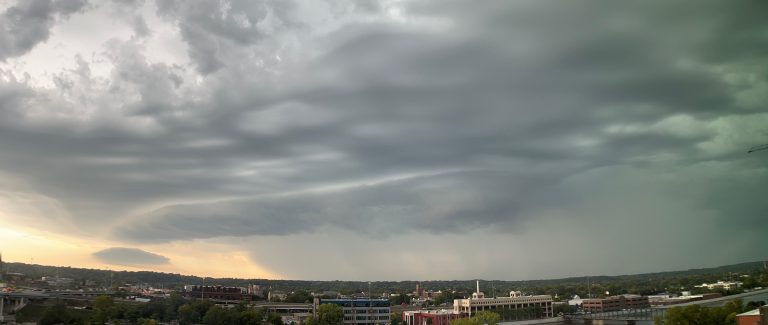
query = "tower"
(472, 280, 484, 299)
(416, 282, 423, 298)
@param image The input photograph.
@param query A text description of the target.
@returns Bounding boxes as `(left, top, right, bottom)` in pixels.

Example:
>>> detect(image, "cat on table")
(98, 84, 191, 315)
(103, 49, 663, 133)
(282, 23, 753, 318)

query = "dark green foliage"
(654, 299, 747, 325)
(284, 290, 313, 303)
(389, 293, 412, 306)
(39, 304, 75, 325)
(267, 312, 285, 325)
(4, 260, 767, 298)
(304, 303, 344, 325)
(390, 312, 403, 325)
(449, 311, 501, 325)
(494, 306, 543, 321)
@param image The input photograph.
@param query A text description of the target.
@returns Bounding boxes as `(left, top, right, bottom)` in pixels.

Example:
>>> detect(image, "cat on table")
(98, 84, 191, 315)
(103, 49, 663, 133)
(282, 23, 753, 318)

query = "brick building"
(183, 285, 246, 300)
(582, 295, 649, 313)
(403, 310, 465, 325)
(737, 306, 768, 325)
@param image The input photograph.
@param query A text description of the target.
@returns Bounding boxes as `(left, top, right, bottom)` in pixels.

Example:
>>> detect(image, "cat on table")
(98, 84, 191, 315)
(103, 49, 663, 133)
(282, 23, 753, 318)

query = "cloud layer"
(0, 0, 766, 279)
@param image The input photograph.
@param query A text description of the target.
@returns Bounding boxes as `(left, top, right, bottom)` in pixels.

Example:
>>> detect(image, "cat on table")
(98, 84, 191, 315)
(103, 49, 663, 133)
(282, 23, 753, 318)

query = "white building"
(568, 295, 583, 306)
(453, 281, 554, 319)
(695, 281, 743, 290)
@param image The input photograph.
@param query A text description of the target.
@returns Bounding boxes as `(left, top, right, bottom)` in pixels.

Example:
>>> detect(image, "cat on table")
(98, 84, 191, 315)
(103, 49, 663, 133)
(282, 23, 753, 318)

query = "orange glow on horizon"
(0, 221, 278, 280)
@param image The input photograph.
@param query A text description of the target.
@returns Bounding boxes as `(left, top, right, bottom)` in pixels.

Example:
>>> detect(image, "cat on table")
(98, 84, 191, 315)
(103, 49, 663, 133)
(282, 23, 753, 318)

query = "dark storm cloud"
(92, 247, 170, 266)
(0, 0, 767, 266)
(115, 169, 573, 242)
(0, 0, 89, 60)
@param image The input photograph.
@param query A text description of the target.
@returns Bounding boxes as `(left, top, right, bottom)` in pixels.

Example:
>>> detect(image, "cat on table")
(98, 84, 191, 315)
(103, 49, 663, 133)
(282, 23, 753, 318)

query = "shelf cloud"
(1, 0, 767, 279)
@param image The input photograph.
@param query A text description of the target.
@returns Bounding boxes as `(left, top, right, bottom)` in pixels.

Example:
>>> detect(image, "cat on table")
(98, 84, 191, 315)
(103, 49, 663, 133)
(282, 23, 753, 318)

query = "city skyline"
(0, 0, 767, 281)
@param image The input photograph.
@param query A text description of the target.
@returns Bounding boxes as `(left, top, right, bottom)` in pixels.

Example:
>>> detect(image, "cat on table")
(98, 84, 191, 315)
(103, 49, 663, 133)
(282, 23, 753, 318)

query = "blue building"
(313, 298, 391, 325)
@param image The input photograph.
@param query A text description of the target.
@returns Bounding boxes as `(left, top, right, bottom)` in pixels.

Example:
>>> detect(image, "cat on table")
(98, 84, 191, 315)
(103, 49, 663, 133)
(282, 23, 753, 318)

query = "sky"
(0, 0, 767, 281)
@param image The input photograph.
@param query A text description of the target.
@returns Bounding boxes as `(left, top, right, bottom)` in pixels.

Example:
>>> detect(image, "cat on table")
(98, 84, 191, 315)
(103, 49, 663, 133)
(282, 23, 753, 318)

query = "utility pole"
(368, 282, 372, 325)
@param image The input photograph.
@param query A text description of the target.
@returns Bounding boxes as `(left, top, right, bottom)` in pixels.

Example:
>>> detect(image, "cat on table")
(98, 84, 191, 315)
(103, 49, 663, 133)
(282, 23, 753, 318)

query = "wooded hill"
(4, 260, 766, 299)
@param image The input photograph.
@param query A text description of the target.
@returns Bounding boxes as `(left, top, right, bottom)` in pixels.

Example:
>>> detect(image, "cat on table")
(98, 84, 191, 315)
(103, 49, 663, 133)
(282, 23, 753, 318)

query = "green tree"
(178, 304, 197, 325)
(91, 295, 117, 324)
(267, 312, 285, 325)
(138, 319, 160, 325)
(745, 300, 766, 311)
(449, 318, 477, 325)
(389, 294, 411, 306)
(473, 311, 501, 325)
(449, 311, 501, 325)
(390, 312, 403, 325)
(203, 305, 229, 325)
(285, 290, 314, 303)
(92, 295, 115, 311)
(39, 304, 70, 325)
(306, 304, 344, 325)
(241, 309, 266, 325)
(655, 301, 745, 325)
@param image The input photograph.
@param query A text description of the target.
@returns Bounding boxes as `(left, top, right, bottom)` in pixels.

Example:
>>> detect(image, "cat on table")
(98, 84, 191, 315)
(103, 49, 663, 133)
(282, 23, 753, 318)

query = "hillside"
(3, 260, 765, 298)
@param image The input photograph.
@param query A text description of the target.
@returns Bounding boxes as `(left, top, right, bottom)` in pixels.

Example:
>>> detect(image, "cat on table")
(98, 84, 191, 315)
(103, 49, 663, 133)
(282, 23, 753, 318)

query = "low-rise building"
(582, 295, 649, 313)
(247, 284, 263, 297)
(403, 309, 464, 325)
(568, 295, 583, 306)
(736, 306, 768, 325)
(313, 298, 390, 325)
(695, 281, 743, 290)
(182, 285, 246, 300)
(453, 281, 553, 320)
(648, 292, 721, 306)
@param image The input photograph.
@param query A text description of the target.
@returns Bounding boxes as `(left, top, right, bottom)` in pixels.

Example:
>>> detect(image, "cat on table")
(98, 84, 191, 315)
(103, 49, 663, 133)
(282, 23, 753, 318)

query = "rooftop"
(737, 308, 761, 317)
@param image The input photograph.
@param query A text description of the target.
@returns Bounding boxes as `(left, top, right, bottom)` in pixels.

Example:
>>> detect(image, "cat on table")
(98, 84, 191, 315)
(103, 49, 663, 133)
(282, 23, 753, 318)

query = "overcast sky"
(0, 0, 767, 281)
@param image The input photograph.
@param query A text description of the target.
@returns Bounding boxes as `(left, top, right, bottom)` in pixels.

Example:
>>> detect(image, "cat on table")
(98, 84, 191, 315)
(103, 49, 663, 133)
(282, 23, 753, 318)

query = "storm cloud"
(0, 0, 88, 60)
(0, 0, 767, 279)
(92, 247, 170, 266)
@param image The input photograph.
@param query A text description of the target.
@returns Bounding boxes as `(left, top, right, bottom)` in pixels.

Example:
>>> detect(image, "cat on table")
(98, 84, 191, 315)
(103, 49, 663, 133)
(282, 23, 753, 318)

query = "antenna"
(368, 281, 372, 324)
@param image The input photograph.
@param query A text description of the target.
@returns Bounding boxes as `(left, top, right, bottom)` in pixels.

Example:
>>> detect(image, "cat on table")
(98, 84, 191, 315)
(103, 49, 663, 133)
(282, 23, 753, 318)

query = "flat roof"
(737, 309, 761, 317)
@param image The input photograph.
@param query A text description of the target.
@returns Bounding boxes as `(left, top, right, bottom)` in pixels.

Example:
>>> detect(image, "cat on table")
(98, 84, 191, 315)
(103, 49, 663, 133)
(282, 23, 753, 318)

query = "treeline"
(5, 261, 767, 299)
(31, 295, 288, 325)
(654, 299, 766, 325)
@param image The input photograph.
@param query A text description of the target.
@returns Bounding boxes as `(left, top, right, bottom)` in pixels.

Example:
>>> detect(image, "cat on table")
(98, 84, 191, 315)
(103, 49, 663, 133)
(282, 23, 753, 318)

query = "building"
(403, 310, 464, 325)
(568, 295, 583, 306)
(313, 298, 390, 325)
(453, 281, 553, 320)
(582, 295, 649, 313)
(247, 284, 264, 297)
(183, 285, 246, 300)
(416, 283, 424, 298)
(313, 291, 342, 298)
(695, 281, 743, 290)
(648, 292, 722, 306)
(737, 306, 768, 325)
(269, 290, 288, 301)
